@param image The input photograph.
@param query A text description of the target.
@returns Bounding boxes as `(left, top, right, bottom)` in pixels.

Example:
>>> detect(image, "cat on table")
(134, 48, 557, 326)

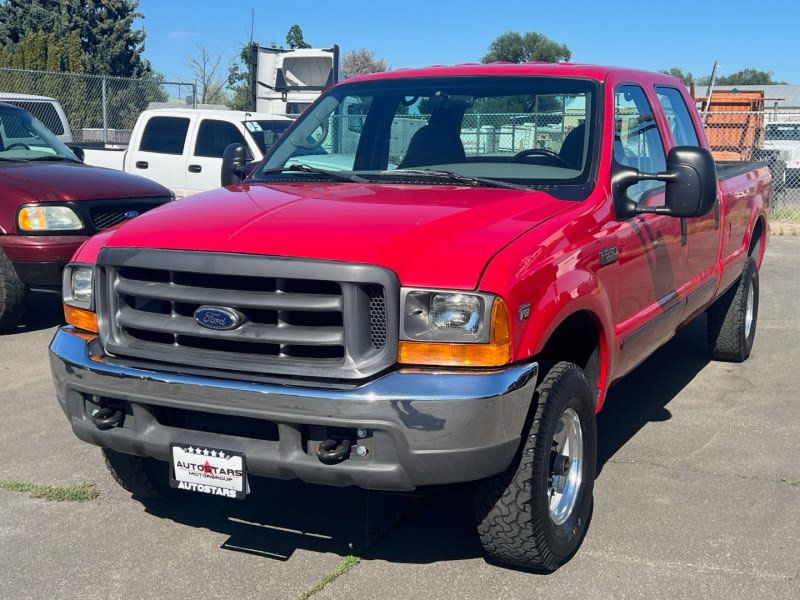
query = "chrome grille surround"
(96, 248, 398, 380)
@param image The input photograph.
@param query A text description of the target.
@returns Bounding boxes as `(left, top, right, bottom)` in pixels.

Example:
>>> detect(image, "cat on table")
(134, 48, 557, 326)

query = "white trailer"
(252, 45, 339, 115)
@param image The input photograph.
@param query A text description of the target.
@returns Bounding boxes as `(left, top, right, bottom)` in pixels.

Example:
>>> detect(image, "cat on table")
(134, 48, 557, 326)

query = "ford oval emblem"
(194, 306, 244, 330)
(124, 210, 140, 219)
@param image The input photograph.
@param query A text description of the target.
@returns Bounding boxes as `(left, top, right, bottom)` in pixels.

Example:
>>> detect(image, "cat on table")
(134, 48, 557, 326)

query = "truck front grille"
(90, 203, 164, 230)
(96, 248, 398, 381)
(71, 197, 173, 234)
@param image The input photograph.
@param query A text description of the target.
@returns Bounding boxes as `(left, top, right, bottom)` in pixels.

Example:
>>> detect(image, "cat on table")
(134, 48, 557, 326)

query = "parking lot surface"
(1, 237, 798, 600)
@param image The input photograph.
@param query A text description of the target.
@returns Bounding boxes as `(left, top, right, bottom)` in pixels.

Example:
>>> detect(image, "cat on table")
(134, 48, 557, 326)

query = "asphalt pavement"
(1, 237, 798, 600)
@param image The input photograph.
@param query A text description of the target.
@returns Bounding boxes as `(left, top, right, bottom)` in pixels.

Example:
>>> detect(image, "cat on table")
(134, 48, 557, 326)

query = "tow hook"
(90, 406, 124, 430)
(316, 439, 352, 464)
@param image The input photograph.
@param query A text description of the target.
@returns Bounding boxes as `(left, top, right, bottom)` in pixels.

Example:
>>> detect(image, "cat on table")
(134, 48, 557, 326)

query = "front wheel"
(0, 249, 27, 331)
(102, 448, 181, 501)
(474, 362, 597, 571)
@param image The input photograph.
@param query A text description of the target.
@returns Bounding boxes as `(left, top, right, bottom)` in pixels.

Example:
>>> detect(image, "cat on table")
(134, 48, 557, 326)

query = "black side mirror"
(663, 146, 717, 217)
(221, 143, 249, 186)
(612, 146, 717, 219)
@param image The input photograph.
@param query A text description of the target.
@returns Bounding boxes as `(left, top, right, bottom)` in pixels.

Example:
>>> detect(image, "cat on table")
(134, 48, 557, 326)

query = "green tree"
(482, 31, 571, 64)
(0, 0, 151, 77)
(286, 24, 310, 49)
(227, 41, 257, 111)
(716, 68, 786, 85)
(660, 67, 695, 85)
(660, 66, 786, 86)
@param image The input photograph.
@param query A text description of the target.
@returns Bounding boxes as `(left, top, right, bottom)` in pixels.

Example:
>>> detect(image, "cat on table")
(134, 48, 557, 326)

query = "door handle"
(188, 164, 202, 173)
(135, 161, 148, 169)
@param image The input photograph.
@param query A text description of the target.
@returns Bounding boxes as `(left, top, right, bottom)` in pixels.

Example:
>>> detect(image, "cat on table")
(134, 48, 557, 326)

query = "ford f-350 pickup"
(49, 63, 770, 571)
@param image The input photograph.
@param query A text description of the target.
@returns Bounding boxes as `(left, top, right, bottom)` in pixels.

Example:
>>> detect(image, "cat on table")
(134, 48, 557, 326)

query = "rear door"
(127, 115, 192, 197)
(655, 85, 720, 318)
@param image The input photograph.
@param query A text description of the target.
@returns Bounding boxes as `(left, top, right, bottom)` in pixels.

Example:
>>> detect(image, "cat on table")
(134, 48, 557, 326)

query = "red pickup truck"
(0, 102, 173, 330)
(49, 63, 770, 571)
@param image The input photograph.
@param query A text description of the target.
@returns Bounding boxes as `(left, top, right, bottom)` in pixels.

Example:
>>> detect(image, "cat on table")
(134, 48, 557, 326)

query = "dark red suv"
(0, 102, 172, 330)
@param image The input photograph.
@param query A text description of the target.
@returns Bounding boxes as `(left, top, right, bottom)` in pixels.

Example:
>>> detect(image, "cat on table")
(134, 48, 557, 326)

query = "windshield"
(252, 76, 596, 190)
(246, 119, 293, 155)
(0, 105, 78, 161)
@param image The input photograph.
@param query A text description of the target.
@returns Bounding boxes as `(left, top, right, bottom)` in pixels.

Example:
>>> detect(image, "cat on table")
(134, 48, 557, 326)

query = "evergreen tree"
(0, 0, 150, 77)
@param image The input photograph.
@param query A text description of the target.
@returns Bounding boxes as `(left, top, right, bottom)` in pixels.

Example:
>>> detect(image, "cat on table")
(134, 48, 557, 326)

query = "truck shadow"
(138, 315, 712, 566)
(596, 313, 710, 476)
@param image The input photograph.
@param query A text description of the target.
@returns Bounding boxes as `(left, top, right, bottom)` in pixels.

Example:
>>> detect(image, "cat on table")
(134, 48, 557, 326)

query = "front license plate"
(170, 444, 248, 499)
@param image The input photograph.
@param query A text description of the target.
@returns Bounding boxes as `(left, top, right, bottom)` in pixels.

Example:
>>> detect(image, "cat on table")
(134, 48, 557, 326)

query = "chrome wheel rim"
(745, 284, 755, 339)
(548, 407, 583, 526)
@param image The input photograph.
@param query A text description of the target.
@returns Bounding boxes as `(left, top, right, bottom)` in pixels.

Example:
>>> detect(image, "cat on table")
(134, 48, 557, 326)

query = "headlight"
(402, 290, 490, 342)
(62, 264, 98, 333)
(18, 205, 84, 231)
(399, 289, 511, 367)
(63, 264, 94, 309)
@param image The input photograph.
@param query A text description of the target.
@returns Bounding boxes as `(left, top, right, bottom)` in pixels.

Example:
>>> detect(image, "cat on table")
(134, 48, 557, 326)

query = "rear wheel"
(102, 448, 179, 501)
(708, 257, 759, 362)
(474, 362, 597, 571)
(0, 249, 27, 331)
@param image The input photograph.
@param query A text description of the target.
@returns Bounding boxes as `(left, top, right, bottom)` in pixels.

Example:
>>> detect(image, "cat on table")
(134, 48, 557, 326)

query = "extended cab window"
(655, 86, 700, 146)
(614, 85, 666, 203)
(139, 116, 189, 155)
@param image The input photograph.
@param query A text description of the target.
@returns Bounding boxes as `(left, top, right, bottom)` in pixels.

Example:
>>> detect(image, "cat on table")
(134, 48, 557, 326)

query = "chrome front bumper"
(49, 327, 538, 491)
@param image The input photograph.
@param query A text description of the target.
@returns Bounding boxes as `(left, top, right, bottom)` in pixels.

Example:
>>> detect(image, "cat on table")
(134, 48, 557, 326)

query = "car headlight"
(18, 205, 84, 231)
(62, 263, 98, 333)
(399, 289, 511, 367)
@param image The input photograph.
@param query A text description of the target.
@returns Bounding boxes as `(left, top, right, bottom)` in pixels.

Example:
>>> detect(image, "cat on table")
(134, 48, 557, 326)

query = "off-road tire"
(708, 257, 759, 362)
(0, 248, 27, 331)
(102, 448, 179, 501)
(474, 362, 597, 572)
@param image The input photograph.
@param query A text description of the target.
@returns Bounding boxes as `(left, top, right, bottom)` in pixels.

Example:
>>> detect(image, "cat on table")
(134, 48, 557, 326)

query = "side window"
(656, 86, 700, 147)
(194, 119, 246, 158)
(614, 85, 666, 203)
(139, 116, 190, 155)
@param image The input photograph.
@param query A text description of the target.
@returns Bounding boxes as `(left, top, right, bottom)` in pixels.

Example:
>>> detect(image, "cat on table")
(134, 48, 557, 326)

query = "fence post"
(101, 76, 108, 144)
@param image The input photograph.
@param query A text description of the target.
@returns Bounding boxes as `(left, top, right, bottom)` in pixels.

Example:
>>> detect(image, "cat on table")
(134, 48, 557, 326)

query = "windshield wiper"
(27, 155, 77, 162)
(260, 163, 368, 183)
(389, 168, 531, 191)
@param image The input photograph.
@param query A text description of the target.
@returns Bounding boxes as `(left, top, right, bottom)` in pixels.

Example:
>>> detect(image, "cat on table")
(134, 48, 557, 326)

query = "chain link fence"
(0, 67, 195, 146)
(702, 109, 800, 224)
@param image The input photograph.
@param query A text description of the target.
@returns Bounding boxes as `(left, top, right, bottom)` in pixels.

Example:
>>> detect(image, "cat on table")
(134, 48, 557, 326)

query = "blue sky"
(136, 0, 799, 86)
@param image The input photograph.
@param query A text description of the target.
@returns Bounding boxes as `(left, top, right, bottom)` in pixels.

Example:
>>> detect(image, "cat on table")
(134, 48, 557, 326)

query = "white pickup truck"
(82, 108, 294, 197)
(762, 121, 800, 185)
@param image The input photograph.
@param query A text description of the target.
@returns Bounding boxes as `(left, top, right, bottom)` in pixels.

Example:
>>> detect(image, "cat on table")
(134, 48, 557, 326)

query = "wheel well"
(536, 311, 601, 398)
(749, 218, 764, 259)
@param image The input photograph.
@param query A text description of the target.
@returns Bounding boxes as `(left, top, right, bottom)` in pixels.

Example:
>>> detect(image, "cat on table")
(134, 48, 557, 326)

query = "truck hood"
(1, 161, 170, 201)
(102, 182, 572, 289)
